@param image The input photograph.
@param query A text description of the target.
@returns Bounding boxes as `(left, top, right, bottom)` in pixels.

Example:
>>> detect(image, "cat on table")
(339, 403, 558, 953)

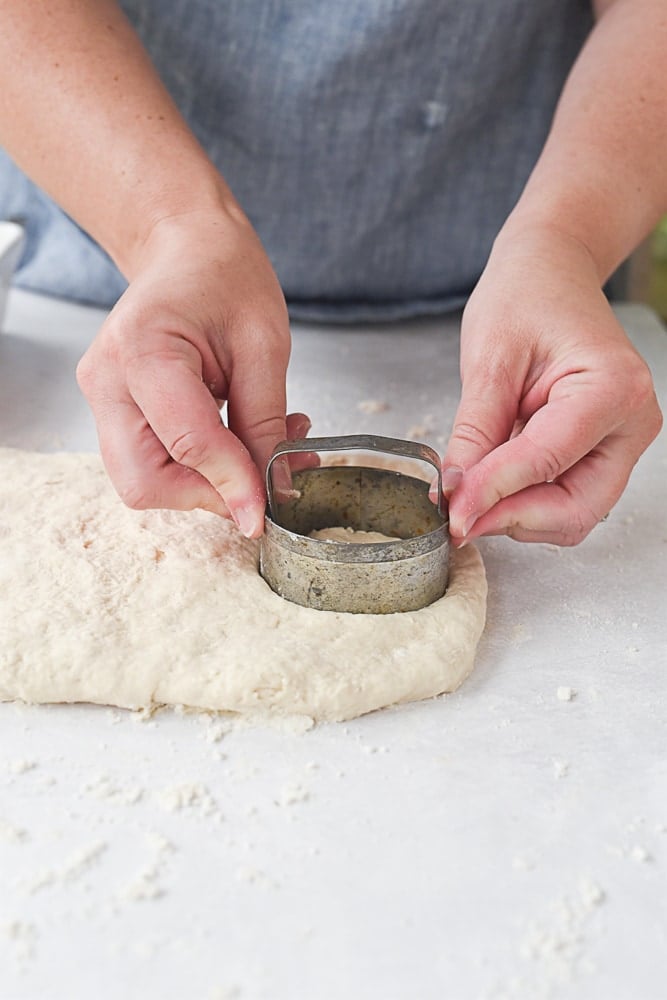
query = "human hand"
(77, 208, 306, 538)
(441, 226, 663, 546)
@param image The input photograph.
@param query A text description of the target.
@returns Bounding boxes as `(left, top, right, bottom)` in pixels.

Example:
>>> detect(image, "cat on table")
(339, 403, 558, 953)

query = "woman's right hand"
(77, 206, 303, 538)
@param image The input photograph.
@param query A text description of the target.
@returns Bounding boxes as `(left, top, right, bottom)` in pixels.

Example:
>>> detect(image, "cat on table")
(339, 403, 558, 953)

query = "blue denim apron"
(0, 0, 593, 321)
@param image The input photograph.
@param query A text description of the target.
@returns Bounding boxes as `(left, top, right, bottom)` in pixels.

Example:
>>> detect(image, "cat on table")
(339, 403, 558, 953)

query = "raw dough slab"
(0, 448, 487, 722)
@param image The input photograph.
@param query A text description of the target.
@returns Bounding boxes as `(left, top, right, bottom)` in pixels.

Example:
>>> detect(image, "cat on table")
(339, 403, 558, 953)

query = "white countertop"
(0, 290, 665, 1000)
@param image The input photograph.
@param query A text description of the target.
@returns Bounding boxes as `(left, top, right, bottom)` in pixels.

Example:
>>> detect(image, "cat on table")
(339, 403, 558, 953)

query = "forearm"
(499, 0, 667, 283)
(0, 0, 237, 277)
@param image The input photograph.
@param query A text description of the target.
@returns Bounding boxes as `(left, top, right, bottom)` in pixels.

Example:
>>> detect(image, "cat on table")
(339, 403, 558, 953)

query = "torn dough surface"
(0, 449, 487, 722)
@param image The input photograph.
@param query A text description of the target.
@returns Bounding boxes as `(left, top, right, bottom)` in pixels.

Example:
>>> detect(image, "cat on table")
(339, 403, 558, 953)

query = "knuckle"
(450, 421, 497, 454)
(612, 357, 658, 416)
(117, 479, 155, 511)
(627, 362, 656, 410)
(561, 506, 597, 547)
(245, 413, 286, 443)
(167, 429, 209, 470)
(75, 353, 95, 393)
(237, 316, 290, 364)
(649, 404, 664, 440)
(533, 446, 563, 485)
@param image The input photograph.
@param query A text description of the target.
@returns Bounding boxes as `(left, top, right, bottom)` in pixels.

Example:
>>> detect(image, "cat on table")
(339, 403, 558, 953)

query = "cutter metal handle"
(265, 433, 444, 521)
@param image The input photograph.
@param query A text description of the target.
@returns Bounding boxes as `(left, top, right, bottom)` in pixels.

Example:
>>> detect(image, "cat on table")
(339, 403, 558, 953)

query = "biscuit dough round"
(0, 449, 487, 722)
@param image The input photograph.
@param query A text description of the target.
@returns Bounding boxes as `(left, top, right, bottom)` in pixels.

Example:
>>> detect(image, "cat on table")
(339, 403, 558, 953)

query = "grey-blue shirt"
(0, 0, 593, 321)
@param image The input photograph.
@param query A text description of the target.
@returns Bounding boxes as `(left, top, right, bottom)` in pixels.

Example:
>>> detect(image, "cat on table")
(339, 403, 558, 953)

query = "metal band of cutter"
(265, 434, 444, 521)
(261, 434, 448, 614)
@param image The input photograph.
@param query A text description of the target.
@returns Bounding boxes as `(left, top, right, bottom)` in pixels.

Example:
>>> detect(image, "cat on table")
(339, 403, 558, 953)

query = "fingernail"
(441, 466, 464, 496)
(294, 416, 312, 439)
(232, 506, 260, 539)
(278, 488, 302, 501)
(271, 456, 294, 500)
(462, 513, 478, 537)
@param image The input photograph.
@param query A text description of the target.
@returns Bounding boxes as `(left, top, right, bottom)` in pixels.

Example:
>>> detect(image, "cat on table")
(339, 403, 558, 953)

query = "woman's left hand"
(442, 225, 663, 546)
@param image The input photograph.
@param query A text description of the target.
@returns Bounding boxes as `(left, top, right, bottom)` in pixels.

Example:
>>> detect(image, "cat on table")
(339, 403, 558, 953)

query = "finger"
(227, 332, 290, 473)
(126, 352, 265, 537)
(94, 392, 231, 516)
(429, 465, 463, 503)
(226, 333, 291, 504)
(265, 412, 320, 501)
(261, 411, 316, 501)
(285, 411, 320, 473)
(447, 389, 617, 538)
(454, 432, 634, 546)
(443, 358, 519, 476)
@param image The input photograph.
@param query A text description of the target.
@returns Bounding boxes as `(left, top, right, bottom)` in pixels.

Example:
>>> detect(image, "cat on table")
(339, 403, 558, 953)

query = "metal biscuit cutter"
(260, 434, 449, 614)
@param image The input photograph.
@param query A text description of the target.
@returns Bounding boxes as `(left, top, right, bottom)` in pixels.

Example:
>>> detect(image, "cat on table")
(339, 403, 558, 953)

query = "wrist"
(110, 163, 248, 281)
(498, 164, 659, 286)
(489, 214, 603, 285)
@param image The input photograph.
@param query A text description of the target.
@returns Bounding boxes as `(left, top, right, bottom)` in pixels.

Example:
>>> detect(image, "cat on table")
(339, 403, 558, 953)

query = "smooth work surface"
(0, 290, 666, 1000)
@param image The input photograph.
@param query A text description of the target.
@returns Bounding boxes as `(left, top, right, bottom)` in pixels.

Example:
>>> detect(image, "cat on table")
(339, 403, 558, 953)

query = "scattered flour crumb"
(119, 863, 165, 902)
(579, 878, 605, 908)
(358, 399, 389, 414)
(277, 783, 310, 807)
(8, 759, 37, 775)
(515, 879, 605, 991)
(552, 759, 570, 780)
(630, 845, 652, 864)
(83, 774, 144, 806)
(236, 866, 277, 890)
(406, 420, 435, 440)
(23, 841, 108, 894)
(118, 834, 175, 903)
(145, 832, 175, 855)
(156, 783, 220, 820)
(209, 986, 242, 1000)
(2, 920, 38, 963)
(557, 686, 575, 702)
(197, 713, 231, 742)
(131, 706, 157, 724)
(204, 722, 228, 744)
(511, 623, 532, 645)
(512, 855, 536, 872)
(0, 820, 27, 843)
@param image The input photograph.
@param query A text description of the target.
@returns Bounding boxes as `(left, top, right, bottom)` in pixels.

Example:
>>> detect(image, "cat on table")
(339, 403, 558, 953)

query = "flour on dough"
(0, 448, 487, 723)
